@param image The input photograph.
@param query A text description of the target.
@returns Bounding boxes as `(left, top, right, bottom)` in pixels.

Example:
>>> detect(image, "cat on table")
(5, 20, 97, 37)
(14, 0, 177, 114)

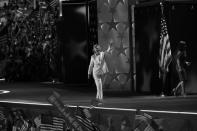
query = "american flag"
(0, 109, 6, 130)
(133, 112, 161, 131)
(74, 107, 100, 131)
(12, 119, 29, 131)
(40, 115, 65, 131)
(0, 110, 5, 121)
(0, 34, 8, 45)
(49, 0, 58, 9)
(30, 10, 40, 19)
(75, 115, 100, 131)
(20, 120, 29, 131)
(159, 14, 172, 78)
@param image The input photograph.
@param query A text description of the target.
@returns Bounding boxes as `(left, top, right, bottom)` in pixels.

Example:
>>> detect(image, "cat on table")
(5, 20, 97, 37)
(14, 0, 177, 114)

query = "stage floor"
(1, 82, 197, 113)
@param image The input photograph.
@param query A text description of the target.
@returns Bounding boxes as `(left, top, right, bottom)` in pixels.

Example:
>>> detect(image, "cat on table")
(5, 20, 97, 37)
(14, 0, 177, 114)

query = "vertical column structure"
(97, 0, 131, 92)
(131, 4, 136, 92)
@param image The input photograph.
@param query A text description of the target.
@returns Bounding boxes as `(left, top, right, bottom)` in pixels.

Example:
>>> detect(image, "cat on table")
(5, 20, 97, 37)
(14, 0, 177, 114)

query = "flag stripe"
(40, 116, 64, 131)
(159, 14, 172, 74)
(134, 113, 157, 131)
(49, 0, 58, 9)
(75, 115, 100, 131)
(0, 35, 8, 44)
(76, 116, 95, 131)
(20, 121, 29, 131)
(0, 110, 5, 120)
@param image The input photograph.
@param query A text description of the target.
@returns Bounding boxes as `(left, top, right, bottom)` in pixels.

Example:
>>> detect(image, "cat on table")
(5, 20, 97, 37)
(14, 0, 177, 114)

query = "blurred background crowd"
(0, 0, 59, 82)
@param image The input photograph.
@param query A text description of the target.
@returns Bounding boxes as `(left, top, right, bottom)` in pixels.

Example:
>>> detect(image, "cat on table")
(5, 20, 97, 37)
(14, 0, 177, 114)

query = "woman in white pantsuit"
(88, 44, 111, 104)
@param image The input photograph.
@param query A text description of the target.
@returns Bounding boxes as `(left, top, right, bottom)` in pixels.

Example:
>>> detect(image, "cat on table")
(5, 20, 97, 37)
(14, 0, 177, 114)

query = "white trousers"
(93, 72, 103, 100)
(94, 78, 103, 100)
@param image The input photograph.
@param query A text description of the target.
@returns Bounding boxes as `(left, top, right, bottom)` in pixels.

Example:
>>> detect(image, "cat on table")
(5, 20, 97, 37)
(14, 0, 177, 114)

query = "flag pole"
(161, 71, 166, 97)
(159, 1, 172, 97)
(59, 0, 62, 17)
(160, 1, 165, 97)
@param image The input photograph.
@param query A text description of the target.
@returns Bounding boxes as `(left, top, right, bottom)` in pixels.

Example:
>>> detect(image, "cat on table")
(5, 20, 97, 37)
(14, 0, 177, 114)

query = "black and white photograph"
(0, 0, 197, 130)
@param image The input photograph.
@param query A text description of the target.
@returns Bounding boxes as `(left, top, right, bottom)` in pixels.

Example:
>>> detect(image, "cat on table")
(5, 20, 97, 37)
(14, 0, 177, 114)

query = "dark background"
(135, 3, 162, 94)
(57, 2, 88, 85)
(134, 2, 197, 95)
(166, 2, 197, 93)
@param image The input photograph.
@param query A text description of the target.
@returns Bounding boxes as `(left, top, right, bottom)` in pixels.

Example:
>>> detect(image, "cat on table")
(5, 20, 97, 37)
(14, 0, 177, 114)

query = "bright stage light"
(75, 6, 86, 16)
(0, 90, 10, 94)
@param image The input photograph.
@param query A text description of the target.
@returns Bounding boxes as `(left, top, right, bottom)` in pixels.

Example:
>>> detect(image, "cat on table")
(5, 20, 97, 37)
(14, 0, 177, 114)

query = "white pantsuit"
(88, 52, 108, 100)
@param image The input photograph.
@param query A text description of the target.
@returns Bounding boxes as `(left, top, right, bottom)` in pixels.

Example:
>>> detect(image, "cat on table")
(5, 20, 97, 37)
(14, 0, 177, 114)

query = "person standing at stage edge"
(88, 43, 112, 105)
(172, 41, 191, 96)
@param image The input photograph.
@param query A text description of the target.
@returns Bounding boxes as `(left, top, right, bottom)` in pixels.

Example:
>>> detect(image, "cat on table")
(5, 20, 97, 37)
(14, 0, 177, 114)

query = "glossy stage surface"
(1, 82, 197, 131)
(0, 82, 197, 114)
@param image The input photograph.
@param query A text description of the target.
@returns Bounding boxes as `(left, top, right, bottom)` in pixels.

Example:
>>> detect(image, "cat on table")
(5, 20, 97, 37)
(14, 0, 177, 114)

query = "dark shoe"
(181, 92, 187, 97)
(96, 99, 103, 106)
(90, 99, 97, 106)
(97, 102, 103, 106)
(172, 88, 177, 96)
(181, 86, 186, 97)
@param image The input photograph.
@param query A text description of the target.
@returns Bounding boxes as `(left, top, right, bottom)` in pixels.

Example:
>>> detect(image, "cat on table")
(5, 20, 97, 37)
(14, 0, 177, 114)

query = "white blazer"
(88, 52, 109, 79)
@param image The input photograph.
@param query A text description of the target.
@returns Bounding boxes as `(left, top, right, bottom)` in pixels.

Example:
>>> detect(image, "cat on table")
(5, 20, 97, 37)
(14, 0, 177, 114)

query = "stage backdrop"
(57, 2, 88, 85)
(134, 2, 197, 95)
(134, 3, 162, 94)
(97, 0, 131, 92)
(166, 2, 197, 94)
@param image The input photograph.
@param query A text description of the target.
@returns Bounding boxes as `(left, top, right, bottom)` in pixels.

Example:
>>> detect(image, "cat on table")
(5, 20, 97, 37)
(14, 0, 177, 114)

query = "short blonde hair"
(93, 44, 101, 53)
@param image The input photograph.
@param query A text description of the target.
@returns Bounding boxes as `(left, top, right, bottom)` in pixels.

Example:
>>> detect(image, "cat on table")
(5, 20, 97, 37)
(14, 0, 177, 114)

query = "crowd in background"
(0, 0, 59, 82)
